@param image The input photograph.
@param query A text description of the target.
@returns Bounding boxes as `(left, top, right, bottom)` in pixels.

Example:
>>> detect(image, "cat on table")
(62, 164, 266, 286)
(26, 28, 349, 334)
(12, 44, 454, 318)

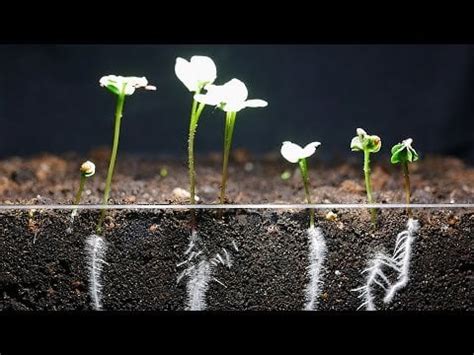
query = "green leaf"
(350, 136, 363, 151)
(390, 140, 419, 164)
(105, 84, 120, 96)
(351, 129, 381, 153)
(366, 135, 381, 153)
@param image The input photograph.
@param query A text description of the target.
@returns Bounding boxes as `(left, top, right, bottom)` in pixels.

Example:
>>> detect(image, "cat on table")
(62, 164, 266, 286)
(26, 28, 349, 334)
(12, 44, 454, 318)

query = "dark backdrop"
(0, 44, 473, 163)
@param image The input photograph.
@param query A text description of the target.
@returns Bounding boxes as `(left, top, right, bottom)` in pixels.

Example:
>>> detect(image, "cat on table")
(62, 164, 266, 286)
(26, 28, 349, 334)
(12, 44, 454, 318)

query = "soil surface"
(0, 150, 472, 310)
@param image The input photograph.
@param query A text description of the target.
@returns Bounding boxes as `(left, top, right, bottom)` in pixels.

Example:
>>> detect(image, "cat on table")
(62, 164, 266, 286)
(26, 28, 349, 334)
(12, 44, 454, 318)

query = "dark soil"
(0, 151, 472, 310)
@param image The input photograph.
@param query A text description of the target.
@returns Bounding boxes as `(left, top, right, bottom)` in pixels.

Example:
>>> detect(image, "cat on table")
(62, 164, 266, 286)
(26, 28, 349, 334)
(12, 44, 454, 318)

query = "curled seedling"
(195, 78, 267, 204)
(391, 138, 419, 217)
(281, 141, 321, 228)
(350, 128, 381, 225)
(68, 161, 96, 233)
(96, 75, 156, 234)
(74, 161, 96, 205)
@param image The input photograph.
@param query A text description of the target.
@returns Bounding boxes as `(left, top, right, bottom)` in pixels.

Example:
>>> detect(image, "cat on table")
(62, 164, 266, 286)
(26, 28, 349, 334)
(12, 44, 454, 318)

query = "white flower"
(99, 75, 156, 96)
(175, 56, 217, 92)
(194, 78, 268, 112)
(281, 141, 321, 163)
(80, 161, 96, 177)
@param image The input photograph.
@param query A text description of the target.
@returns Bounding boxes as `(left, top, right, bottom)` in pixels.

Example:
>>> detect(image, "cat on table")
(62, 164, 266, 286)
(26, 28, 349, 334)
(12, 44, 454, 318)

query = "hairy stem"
(187, 92, 206, 230)
(299, 158, 314, 229)
(219, 111, 236, 205)
(188, 94, 205, 204)
(402, 161, 412, 218)
(363, 149, 377, 226)
(96, 90, 126, 235)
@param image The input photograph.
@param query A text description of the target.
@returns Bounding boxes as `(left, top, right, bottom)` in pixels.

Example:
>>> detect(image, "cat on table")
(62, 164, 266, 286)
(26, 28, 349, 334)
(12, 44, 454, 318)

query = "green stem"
(74, 174, 86, 205)
(363, 149, 377, 225)
(96, 91, 126, 235)
(188, 93, 205, 205)
(402, 161, 412, 218)
(187, 91, 205, 230)
(298, 158, 314, 229)
(219, 111, 236, 205)
(70, 174, 86, 220)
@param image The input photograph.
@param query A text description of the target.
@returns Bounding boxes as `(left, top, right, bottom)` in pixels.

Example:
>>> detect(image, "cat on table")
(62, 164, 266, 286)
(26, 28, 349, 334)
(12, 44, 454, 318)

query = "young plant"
(74, 161, 96, 206)
(96, 75, 156, 234)
(194, 78, 267, 204)
(350, 128, 381, 225)
(391, 138, 419, 217)
(175, 56, 217, 206)
(280, 141, 321, 229)
(67, 161, 95, 233)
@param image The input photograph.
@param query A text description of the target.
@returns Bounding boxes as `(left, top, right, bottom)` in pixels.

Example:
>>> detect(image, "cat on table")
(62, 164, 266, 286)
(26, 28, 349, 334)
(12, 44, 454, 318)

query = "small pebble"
(325, 211, 338, 221)
(172, 187, 200, 201)
(244, 162, 254, 172)
(202, 185, 216, 194)
(335, 270, 341, 276)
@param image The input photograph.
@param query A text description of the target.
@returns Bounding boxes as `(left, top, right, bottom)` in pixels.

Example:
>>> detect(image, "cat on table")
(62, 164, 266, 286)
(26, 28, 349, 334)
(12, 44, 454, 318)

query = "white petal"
(281, 141, 304, 163)
(356, 128, 367, 136)
(175, 57, 198, 92)
(124, 86, 136, 95)
(244, 99, 268, 108)
(100, 75, 154, 95)
(125, 76, 148, 88)
(350, 136, 363, 151)
(223, 101, 246, 112)
(223, 79, 248, 103)
(190, 56, 217, 86)
(402, 138, 413, 147)
(301, 142, 321, 158)
(194, 93, 221, 106)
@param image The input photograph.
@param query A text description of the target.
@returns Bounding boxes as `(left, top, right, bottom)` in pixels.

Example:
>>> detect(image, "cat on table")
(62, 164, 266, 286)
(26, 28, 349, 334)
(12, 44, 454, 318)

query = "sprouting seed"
(175, 55, 217, 229)
(280, 141, 321, 229)
(391, 138, 419, 217)
(350, 128, 381, 226)
(159, 167, 168, 178)
(194, 78, 268, 205)
(280, 169, 292, 180)
(96, 75, 156, 234)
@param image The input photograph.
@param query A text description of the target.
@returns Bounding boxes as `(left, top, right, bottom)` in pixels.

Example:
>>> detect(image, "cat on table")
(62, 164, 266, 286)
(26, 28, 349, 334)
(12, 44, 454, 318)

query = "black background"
(1, 44, 473, 163)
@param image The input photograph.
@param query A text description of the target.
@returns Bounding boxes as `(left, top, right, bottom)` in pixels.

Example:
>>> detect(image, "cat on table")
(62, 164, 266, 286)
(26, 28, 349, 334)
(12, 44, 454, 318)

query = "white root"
(303, 227, 328, 311)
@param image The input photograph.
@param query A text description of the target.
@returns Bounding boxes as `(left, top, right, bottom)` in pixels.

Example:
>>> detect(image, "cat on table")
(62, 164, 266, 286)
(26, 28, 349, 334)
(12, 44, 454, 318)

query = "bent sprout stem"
(219, 111, 237, 205)
(363, 149, 377, 225)
(298, 158, 315, 229)
(96, 88, 126, 235)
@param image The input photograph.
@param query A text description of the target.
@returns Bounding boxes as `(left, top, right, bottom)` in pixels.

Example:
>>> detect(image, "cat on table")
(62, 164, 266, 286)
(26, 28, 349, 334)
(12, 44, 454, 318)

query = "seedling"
(195, 78, 267, 204)
(175, 56, 217, 206)
(159, 167, 168, 178)
(67, 161, 95, 233)
(96, 75, 156, 234)
(391, 138, 419, 217)
(280, 141, 321, 229)
(350, 128, 381, 225)
(280, 169, 292, 181)
(74, 161, 95, 205)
